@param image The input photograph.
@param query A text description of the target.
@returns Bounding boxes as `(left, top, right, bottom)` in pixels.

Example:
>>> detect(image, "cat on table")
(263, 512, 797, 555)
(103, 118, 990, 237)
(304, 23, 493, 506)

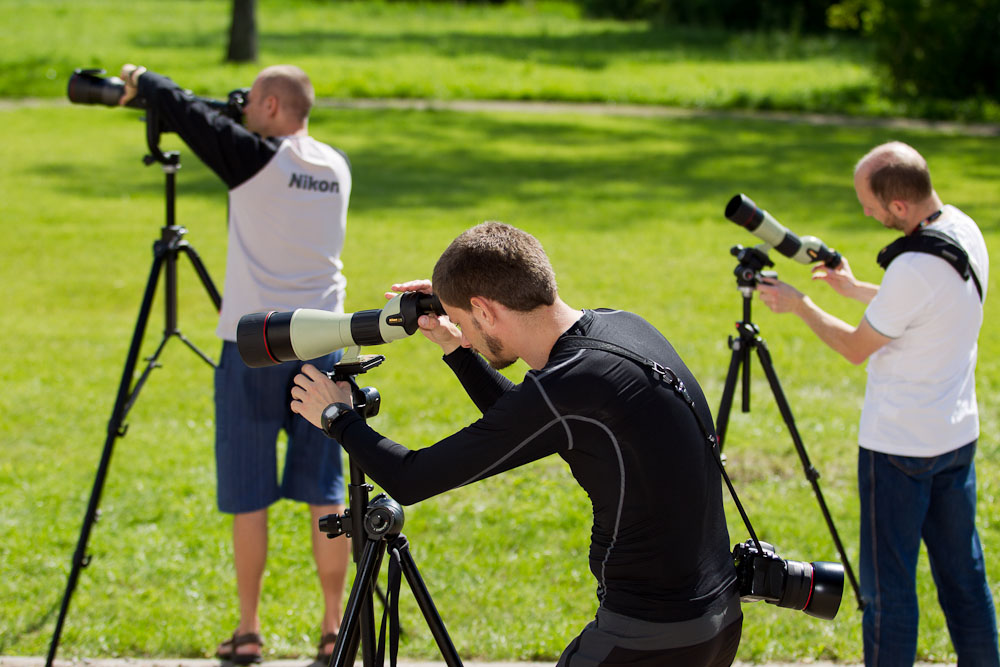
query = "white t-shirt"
(217, 135, 352, 341)
(860, 205, 988, 456)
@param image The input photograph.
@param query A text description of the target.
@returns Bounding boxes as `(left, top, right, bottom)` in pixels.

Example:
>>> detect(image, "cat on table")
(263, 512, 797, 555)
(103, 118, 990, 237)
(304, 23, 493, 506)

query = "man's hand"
(811, 256, 856, 294)
(386, 280, 463, 354)
(756, 277, 806, 315)
(810, 256, 879, 304)
(290, 364, 354, 429)
(118, 64, 146, 107)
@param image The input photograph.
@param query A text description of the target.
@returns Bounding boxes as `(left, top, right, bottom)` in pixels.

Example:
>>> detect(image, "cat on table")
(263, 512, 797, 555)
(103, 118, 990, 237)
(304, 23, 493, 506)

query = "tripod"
(47, 113, 222, 667)
(321, 352, 463, 667)
(715, 245, 862, 609)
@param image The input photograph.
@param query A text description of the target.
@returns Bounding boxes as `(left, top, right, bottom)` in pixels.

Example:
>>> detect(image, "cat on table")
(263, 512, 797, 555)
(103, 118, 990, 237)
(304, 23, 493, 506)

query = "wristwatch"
(321, 402, 354, 437)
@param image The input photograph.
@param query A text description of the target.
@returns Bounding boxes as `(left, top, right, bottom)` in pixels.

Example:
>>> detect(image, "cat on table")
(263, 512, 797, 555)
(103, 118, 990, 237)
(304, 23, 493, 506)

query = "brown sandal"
(216, 631, 263, 665)
(315, 632, 339, 663)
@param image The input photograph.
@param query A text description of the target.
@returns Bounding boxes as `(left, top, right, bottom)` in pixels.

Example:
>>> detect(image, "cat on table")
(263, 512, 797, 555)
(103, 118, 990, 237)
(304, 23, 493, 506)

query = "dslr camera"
(733, 539, 844, 620)
(67, 68, 248, 123)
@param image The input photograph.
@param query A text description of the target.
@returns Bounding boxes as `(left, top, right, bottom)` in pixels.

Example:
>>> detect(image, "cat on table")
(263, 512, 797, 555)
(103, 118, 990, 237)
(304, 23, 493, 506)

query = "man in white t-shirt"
(118, 64, 351, 664)
(756, 141, 998, 667)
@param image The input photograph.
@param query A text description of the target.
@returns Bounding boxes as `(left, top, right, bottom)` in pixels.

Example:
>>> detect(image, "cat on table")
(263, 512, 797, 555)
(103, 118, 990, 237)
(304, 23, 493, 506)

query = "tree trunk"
(226, 0, 258, 63)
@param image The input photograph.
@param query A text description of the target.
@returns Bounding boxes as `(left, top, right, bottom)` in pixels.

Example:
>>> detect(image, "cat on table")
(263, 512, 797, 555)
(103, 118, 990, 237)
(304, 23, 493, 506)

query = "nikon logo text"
(289, 173, 340, 193)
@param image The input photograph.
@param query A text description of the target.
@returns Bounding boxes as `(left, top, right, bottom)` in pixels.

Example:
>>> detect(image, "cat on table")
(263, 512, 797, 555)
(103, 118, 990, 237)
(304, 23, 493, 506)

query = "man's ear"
(469, 296, 499, 327)
(265, 94, 279, 118)
(888, 199, 908, 219)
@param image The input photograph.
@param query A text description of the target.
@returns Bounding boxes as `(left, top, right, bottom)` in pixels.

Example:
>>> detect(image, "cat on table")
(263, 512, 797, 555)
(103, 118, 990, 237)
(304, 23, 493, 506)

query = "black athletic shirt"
(328, 308, 738, 623)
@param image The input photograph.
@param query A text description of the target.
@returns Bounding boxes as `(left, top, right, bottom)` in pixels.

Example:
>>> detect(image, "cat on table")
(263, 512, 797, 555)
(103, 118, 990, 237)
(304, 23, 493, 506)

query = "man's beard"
(473, 320, 516, 370)
(882, 210, 908, 231)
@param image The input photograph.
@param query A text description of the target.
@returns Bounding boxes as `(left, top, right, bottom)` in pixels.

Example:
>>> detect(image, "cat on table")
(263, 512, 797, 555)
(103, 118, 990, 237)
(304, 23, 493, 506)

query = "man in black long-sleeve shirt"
(118, 64, 351, 663)
(291, 222, 742, 666)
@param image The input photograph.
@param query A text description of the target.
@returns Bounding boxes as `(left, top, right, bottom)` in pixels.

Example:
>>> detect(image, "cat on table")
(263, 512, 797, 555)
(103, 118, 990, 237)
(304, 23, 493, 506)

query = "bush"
(577, 0, 835, 31)
(829, 0, 1000, 102)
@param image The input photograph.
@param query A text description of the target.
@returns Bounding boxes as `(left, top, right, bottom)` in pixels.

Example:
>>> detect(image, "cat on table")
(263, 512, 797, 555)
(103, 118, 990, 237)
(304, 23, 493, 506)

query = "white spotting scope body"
(236, 291, 445, 368)
(725, 193, 842, 268)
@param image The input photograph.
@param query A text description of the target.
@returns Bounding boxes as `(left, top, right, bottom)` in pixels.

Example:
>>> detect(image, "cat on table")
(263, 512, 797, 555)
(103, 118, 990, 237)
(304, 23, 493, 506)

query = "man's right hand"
(118, 64, 146, 106)
(387, 280, 462, 355)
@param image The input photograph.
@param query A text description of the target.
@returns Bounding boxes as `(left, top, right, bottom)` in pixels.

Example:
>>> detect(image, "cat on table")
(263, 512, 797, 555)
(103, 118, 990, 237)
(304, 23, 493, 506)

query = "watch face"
(322, 403, 350, 435)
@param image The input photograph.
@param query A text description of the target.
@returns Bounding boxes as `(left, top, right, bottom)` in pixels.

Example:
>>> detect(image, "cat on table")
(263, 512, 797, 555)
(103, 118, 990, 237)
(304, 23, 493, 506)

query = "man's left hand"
(290, 363, 354, 429)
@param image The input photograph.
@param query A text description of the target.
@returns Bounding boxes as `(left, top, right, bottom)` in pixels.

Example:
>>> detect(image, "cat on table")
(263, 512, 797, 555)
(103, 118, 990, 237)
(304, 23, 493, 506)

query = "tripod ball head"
(365, 495, 405, 539)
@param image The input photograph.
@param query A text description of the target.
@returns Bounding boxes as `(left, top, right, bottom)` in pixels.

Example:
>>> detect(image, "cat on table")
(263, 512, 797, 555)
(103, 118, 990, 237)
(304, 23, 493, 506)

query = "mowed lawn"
(2, 0, 1000, 663)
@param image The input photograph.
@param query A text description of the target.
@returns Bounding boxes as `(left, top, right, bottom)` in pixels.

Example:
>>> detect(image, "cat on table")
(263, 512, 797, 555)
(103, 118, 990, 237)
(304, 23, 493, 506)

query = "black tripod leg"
(46, 251, 167, 667)
(334, 537, 385, 667)
(754, 340, 864, 609)
(716, 344, 745, 452)
(178, 243, 222, 311)
(391, 537, 463, 667)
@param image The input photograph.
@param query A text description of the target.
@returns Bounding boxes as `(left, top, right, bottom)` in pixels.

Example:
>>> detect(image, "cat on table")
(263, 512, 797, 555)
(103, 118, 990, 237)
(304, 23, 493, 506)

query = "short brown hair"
(256, 65, 314, 122)
(432, 222, 557, 312)
(857, 141, 933, 205)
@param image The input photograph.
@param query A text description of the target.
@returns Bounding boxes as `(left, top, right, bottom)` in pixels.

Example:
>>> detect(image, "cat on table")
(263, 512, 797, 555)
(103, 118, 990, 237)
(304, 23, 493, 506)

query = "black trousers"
(557, 602, 742, 667)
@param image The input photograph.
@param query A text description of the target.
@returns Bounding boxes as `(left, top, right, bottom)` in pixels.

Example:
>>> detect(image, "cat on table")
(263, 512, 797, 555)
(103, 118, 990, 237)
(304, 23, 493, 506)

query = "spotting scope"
(237, 291, 445, 368)
(726, 194, 842, 268)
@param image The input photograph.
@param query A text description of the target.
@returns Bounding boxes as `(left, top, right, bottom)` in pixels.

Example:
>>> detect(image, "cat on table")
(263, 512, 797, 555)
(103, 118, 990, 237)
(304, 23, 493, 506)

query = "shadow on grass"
(27, 107, 1000, 239)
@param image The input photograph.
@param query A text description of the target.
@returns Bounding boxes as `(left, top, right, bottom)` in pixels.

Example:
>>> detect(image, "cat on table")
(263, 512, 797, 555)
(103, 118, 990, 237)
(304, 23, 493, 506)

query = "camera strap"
(877, 227, 983, 302)
(559, 335, 766, 553)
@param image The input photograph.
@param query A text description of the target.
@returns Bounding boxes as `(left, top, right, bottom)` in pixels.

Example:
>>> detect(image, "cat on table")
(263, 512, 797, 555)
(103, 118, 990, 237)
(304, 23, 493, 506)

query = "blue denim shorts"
(214, 341, 344, 514)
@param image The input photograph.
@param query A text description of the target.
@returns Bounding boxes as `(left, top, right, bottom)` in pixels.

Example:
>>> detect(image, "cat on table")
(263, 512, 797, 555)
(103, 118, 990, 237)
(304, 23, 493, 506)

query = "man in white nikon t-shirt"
(119, 63, 350, 665)
(757, 141, 998, 667)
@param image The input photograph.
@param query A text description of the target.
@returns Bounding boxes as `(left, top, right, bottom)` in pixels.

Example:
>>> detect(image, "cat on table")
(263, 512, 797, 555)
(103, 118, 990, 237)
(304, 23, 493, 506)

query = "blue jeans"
(859, 442, 999, 667)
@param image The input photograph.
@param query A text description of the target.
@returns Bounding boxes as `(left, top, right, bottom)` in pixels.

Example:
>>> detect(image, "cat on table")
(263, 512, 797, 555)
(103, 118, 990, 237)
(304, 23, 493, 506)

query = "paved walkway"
(2, 96, 998, 137)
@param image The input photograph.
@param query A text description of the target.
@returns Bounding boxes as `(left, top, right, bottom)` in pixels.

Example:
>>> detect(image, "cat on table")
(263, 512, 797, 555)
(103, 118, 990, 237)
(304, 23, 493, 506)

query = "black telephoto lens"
(67, 69, 126, 106)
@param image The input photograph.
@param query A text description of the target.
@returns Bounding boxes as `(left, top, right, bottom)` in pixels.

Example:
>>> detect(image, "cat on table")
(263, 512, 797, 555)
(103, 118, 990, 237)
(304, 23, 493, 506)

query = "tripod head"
(329, 346, 384, 418)
(730, 244, 777, 294)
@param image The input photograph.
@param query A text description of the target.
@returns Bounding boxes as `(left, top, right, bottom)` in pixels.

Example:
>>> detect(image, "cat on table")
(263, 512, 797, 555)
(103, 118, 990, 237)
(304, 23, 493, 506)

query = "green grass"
(2, 0, 997, 122)
(2, 0, 1000, 663)
(3, 99, 1000, 663)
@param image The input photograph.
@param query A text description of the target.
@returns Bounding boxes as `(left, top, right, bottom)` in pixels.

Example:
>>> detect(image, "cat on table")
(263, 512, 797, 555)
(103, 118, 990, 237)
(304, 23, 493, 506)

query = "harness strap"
(558, 335, 765, 553)
(877, 228, 983, 302)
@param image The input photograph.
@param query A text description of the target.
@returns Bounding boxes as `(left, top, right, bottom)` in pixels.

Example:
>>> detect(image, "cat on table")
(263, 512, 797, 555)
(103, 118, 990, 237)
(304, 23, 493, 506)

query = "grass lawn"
(3, 99, 1000, 664)
(2, 0, 1000, 663)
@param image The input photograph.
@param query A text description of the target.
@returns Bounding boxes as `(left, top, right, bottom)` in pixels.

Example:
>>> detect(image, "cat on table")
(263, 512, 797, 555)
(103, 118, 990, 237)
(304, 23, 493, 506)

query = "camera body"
(67, 68, 248, 123)
(733, 539, 844, 620)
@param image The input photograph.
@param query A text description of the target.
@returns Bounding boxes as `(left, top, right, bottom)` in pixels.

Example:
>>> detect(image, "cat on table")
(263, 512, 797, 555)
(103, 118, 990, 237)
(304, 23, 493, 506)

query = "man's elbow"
(842, 349, 870, 366)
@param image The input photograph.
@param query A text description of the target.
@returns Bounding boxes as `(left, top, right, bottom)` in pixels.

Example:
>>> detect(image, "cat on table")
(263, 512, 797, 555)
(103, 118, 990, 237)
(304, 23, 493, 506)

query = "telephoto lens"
(733, 539, 844, 620)
(67, 69, 127, 106)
